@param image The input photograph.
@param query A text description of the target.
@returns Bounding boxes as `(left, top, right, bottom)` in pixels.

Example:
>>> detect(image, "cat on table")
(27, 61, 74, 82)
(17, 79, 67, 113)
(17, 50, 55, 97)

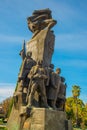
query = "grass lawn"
(73, 128, 87, 130)
(0, 127, 7, 130)
(73, 128, 82, 130)
(0, 118, 3, 125)
(0, 118, 7, 130)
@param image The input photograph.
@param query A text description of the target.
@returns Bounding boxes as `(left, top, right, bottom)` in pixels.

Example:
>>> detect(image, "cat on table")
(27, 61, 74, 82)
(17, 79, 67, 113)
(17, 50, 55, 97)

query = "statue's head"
(27, 8, 57, 34)
(27, 17, 38, 33)
(27, 52, 32, 57)
(56, 68, 61, 74)
(61, 77, 65, 82)
(49, 64, 54, 69)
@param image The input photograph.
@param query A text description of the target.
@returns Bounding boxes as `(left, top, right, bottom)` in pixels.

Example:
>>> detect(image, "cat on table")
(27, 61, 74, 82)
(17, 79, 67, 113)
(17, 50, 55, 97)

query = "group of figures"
(14, 44, 66, 111)
(13, 8, 66, 111)
(7, 9, 72, 130)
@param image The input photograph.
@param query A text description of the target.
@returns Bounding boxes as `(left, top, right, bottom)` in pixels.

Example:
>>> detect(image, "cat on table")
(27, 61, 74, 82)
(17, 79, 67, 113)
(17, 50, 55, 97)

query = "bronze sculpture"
(7, 9, 72, 130)
(13, 8, 66, 110)
(47, 68, 61, 109)
(27, 8, 57, 38)
(27, 61, 48, 108)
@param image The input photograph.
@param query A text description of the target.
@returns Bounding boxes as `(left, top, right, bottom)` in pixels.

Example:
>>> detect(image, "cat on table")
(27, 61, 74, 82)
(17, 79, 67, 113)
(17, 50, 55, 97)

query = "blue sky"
(0, 0, 87, 103)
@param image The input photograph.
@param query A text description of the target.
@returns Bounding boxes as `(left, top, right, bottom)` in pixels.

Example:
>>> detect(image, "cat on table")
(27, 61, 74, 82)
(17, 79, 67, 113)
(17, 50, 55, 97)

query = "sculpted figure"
(56, 77, 66, 111)
(47, 68, 61, 109)
(27, 61, 49, 108)
(18, 52, 36, 83)
(14, 52, 36, 106)
(27, 8, 57, 38)
(45, 64, 54, 86)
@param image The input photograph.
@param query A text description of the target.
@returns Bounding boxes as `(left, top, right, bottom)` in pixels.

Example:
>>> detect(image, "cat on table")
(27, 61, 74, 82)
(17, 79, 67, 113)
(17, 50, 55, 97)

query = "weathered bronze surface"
(7, 9, 72, 130)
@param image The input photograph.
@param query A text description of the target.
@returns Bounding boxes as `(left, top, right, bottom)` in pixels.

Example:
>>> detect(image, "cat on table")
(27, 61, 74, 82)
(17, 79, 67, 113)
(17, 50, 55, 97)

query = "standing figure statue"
(47, 68, 61, 110)
(27, 60, 49, 108)
(56, 77, 66, 111)
(45, 64, 54, 87)
(14, 52, 36, 106)
(18, 52, 36, 91)
(19, 52, 36, 79)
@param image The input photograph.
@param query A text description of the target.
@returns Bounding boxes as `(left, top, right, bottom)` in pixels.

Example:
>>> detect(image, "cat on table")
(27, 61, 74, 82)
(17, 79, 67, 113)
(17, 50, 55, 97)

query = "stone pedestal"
(68, 120, 73, 130)
(23, 108, 68, 130)
(7, 106, 20, 130)
(7, 107, 72, 130)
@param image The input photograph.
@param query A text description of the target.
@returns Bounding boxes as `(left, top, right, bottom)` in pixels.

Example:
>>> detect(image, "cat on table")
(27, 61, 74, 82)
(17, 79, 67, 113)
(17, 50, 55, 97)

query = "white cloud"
(57, 59, 87, 68)
(55, 32, 87, 51)
(0, 0, 82, 23)
(0, 34, 29, 43)
(0, 83, 15, 87)
(0, 88, 14, 96)
(0, 83, 15, 102)
(50, 1, 78, 21)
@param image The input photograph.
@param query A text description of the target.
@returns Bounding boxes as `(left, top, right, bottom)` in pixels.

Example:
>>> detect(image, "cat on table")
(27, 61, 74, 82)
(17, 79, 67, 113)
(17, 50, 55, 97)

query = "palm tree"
(72, 85, 81, 98)
(72, 85, 81, 127)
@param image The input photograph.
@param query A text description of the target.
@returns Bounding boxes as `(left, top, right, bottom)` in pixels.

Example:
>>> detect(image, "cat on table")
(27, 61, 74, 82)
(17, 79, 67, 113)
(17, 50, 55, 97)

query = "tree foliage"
(72, 85, 81, 98)
(65, 85, 87, 129)
(2, 97, 13, 118)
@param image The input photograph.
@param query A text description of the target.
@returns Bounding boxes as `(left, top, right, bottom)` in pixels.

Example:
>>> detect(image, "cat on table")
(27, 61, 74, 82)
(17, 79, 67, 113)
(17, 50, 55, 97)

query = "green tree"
(65, 85, 87, 129)
(2, 97, 13, 118)
(72, 85, 81, 127)
(72, 85, 81, 98)
(65, 97, 84, 125)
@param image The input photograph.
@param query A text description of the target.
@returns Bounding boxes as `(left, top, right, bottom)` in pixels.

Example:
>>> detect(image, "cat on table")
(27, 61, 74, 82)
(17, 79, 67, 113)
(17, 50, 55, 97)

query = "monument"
(7, 8, 72, 130)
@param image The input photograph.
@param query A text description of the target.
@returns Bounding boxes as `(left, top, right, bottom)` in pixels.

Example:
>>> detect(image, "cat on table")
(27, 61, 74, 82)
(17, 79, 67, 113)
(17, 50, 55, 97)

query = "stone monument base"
(7, 107, 72, 130)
